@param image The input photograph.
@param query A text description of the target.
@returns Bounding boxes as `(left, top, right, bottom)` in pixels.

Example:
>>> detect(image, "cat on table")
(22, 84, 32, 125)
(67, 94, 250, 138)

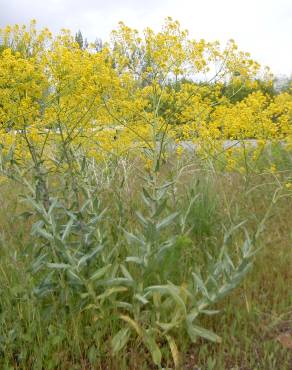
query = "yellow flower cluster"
(0, 19, 291, 168)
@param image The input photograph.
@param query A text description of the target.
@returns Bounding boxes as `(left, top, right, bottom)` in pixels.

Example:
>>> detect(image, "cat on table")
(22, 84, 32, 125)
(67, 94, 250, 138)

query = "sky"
(0, 0, 291, 76)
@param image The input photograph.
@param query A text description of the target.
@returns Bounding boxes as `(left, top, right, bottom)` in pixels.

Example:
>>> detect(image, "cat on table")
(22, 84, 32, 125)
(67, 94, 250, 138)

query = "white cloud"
(0, 0, 291, 75)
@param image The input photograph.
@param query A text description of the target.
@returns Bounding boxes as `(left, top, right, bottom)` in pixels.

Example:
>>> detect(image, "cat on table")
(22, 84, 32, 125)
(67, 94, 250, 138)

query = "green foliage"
(75, 30, 84, 49)
(0, 144, 291, 368)
(222, 79, 277, 102)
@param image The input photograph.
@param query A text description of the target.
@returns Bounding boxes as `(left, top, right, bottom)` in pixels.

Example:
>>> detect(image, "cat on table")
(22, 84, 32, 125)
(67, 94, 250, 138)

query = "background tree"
(75, 30, 84, 49)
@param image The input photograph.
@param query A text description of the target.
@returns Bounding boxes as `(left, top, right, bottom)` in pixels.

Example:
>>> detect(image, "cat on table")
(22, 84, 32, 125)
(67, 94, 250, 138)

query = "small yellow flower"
(176, 145, 183, 157)
(144, 158, 152, 171)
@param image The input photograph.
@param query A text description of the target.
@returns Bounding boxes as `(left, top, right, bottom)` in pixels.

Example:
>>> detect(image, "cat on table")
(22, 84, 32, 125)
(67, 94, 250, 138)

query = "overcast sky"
(1, 0, 291, 75)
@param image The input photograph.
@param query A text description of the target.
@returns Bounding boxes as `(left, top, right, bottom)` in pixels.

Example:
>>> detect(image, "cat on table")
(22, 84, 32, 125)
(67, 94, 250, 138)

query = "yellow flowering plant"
(0, 18, 291, 178)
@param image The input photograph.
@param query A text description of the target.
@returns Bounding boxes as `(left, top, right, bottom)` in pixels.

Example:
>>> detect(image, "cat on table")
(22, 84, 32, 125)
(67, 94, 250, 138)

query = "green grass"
(0, 149, 291, 369)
